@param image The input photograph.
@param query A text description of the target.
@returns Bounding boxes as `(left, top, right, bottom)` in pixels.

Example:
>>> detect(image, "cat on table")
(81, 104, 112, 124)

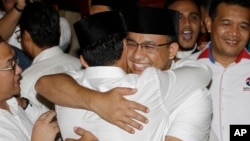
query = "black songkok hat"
(126, 7, 179, 36)
(91, 0, 113, 7)
(74, 11, 127, 48)
(91, 0, 138, 11)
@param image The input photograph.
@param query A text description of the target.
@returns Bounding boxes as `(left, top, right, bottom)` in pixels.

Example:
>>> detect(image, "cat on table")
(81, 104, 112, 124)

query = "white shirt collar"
(176, 43, 197, 59)
(32, 46, 63, 64)
(84, 66, 127, 79)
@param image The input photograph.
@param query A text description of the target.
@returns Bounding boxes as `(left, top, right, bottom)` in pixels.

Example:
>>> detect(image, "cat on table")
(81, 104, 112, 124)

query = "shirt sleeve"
(64, 69, 85, 84)
(166, 88, 212, 141)
(158, 60, 212, 112)
(157, 60, 212, 140)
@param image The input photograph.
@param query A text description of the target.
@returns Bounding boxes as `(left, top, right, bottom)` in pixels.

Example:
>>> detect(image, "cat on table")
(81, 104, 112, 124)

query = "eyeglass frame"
(125, 37, 173, 53)
(0, 55, 19, 71)
(15, 30, 21, 43)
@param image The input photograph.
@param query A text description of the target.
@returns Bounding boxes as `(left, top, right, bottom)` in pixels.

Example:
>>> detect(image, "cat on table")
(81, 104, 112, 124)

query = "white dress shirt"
(0, 97, 33, 141)
(189, 42, 250, 141)
(21, 46, 81, 123)
(57, 59, 212, 141)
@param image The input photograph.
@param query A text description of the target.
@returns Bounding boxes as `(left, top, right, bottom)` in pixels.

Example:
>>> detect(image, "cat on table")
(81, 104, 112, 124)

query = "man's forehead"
(169, 0, 200, 12)
(215, 4, 250, 21)
(128, 32, 169, 40)
(0, 42, 15, 61)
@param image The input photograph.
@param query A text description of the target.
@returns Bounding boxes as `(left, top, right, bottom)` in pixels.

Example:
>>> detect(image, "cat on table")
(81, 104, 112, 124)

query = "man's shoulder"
(172, 59, 205, 69)
(59, 52, 80, 62)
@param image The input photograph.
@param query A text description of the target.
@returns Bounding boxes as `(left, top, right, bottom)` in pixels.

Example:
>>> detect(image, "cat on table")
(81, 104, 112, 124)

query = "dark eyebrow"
(7, 55, 16, 63)
(2, 56, 14, 68)
(126, 37, 136, 41)
(189, 12, 200, 17)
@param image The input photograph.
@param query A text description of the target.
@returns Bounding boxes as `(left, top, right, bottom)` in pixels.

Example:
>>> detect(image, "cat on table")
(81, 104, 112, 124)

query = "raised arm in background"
(0, 0, 25, 40)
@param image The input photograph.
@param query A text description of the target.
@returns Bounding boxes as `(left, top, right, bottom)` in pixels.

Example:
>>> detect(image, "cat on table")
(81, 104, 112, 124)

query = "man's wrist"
(21, 97, 30, 110)
(14, 2, 25, 13)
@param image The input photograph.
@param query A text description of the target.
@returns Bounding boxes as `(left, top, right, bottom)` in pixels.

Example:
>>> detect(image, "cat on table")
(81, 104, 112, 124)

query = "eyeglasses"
(0, 56, 19, 72)
(15, 30, 21, 43)
(126, 38, 172, 53)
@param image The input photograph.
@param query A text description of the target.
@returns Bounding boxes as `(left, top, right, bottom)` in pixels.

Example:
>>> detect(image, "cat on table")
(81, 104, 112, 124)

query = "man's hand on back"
(90, 87, 149, 134)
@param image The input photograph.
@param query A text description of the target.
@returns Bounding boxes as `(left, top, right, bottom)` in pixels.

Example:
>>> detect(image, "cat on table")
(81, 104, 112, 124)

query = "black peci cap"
(125, 7, 179, 36)
(74, 11, 127, 49)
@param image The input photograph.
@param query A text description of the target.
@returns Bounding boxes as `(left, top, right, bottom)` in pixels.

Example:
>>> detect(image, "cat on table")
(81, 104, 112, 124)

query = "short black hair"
(199, 0, 211, 9)
(209, 0, 250, 20)
(19, 1, 60, 48)
(164, 0, 201, 11)
(80, 33, 126, 66)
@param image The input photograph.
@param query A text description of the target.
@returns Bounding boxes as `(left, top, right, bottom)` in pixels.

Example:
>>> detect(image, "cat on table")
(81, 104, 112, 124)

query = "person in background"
(0, 0, 71, 51)
(164, 0, 202, 59)
(18, 1, 81, 124)
(197, 0, 211, 50)
(0, 0, 31, 70)
(0, 37, 59, 141)
(0, 36, 98, 141)
(0, 0, 25, 40)
(189, 0, 250, 140)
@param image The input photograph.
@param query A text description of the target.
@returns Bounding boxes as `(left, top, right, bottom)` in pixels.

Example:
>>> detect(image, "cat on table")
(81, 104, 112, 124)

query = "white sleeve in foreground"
(166, 88, 212, 141)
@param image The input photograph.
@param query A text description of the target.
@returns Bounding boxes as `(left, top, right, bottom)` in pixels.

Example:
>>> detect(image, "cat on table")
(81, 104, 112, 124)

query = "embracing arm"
(165, 136, 182, 141)
(166, 88, 212, 140)
(35, 73, 149, 133)
(0, 0, 25, 40)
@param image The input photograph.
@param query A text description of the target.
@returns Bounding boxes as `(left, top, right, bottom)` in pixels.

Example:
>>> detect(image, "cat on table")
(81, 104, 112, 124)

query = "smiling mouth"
(133, 63, 151, 72)
(225, 39, 238, 45)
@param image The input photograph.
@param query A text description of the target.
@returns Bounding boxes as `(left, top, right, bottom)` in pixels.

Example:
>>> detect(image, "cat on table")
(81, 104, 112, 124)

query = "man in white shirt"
(56, 8, 212, 141)
(0, 37, 60, 141)
(18, 1, 81, 123)
(189, 0, 250, 141)
(35, 6, 213, 139)
(0, 37, 94, 141)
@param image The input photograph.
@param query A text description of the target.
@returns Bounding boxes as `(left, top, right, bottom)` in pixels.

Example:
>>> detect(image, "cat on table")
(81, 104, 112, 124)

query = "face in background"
(168, 0, 201, 51)
(0, 41, 22, 99)
(90, 5, 111, 15)
(200, 5, 209, 34)
(1, 0, 16, 12)
(207, 3, 250, 64)
(126, 32, 178, 74)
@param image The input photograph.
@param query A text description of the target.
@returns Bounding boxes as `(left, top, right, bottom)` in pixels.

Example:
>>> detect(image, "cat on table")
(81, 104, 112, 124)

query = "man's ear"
(23, 30, 32, 42)
(169, 42, 179, 59)
(22, 30, 34, 53)
(123, 38, 127, 48)
(80, 55, 89, 68)
(205, 17, 212, 33)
